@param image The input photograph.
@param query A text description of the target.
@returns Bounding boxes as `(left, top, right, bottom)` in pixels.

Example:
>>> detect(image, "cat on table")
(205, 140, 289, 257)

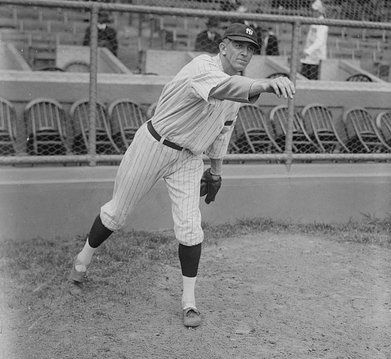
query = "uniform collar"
(214, 53, 241, 75)
(213, 54, 224, 71)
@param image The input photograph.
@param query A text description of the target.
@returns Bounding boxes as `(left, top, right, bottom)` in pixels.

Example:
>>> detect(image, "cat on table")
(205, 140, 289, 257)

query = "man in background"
(83, 11, 118, 56)
(261, 27, 280, 56)
(195, 18, 223, 54)
(300, 0, 328, 80)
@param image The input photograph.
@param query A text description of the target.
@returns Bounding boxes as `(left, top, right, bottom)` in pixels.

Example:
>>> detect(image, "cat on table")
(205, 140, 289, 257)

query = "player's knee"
(178, 238, 203, 247)
(100, 210, 125, 232)
(174, 221, 203, 245)
(177, 231, 204, 246)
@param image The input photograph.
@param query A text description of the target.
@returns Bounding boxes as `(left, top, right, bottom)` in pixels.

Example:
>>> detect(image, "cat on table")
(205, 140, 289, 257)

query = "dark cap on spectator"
(98, 11, 111, 23)
(223, 22, 260, 48)
(206, 17, 219, 27)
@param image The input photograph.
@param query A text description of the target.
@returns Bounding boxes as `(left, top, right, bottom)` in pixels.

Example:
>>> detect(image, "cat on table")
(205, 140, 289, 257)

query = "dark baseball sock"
(88, 215, 113, 248)
(178, 243, 202, 278)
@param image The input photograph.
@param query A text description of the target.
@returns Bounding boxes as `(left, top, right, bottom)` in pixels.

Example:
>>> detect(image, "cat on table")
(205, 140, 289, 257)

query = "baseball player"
(69, 22, 295, 328)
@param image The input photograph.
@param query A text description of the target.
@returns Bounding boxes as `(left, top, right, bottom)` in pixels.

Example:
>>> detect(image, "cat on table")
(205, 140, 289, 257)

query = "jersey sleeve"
(190, 56, 260, 105)
(209, 76, 260, 104)
(191, 64, 230, 104)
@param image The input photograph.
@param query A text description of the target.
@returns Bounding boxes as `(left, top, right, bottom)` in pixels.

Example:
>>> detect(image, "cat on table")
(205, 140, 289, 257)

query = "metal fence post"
(88, 4, 99, 166)
(285, 19, 301, 172)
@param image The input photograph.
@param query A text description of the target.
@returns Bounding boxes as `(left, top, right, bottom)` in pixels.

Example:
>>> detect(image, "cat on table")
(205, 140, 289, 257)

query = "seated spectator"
(83, 11, 118, 56)
(260, 27, 280, 56)
(194, 18, 222, 54)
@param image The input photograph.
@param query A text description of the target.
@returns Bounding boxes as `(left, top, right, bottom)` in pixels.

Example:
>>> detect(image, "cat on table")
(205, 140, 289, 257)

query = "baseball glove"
(200, 168, 222, 204)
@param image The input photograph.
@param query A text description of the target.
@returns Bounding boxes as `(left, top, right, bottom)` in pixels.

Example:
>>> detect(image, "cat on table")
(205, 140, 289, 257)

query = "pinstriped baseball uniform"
(100, 54, 260, 245)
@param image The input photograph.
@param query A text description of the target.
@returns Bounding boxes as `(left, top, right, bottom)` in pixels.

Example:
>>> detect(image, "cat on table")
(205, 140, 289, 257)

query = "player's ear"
(219, 41, 227, 55)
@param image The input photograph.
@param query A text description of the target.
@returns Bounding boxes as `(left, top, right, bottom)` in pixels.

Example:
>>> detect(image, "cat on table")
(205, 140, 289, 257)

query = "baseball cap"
(98, 11, 111, 24)
(223, 23, 260, 48)
(206, 17, 219, 27)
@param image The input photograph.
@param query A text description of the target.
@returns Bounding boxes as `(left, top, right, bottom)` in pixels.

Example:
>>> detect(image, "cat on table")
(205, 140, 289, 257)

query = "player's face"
(222, 40, 256, 74)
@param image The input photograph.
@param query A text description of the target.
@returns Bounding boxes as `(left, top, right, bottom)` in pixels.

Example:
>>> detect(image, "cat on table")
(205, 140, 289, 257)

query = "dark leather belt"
(147, 121, 183, 151)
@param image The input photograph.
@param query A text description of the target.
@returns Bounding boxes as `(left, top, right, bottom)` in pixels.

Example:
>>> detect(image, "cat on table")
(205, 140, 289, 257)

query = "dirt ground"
(1, 231, 391, 359)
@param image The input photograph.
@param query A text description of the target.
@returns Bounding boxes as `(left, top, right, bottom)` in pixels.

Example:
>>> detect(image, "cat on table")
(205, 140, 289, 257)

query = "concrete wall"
(0, 163, 390, 241)
(145, 51, 385, 83)
(0, 44, 31, 71)
(0, 43, 132, 73)
(56, 45, 133, 74)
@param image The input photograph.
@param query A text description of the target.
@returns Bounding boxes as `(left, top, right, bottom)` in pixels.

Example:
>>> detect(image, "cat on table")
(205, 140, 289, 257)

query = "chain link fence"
(0, 0, 390, 166)
(130, 0, 391, 21)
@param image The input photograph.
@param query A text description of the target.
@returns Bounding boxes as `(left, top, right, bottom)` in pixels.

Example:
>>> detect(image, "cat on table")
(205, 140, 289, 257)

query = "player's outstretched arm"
(249, 76, 296, 100)
(209, 75, 295, 103)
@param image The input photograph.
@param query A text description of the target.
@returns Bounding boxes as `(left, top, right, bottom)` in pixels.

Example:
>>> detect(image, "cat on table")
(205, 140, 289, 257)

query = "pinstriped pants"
(100, 122, 205, 246)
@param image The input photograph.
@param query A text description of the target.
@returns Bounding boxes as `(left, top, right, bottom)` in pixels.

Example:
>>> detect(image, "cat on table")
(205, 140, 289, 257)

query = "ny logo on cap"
(246, 28, 254, 35)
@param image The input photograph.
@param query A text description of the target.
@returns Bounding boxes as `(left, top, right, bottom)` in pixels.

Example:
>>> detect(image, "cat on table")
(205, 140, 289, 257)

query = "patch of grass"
(0, 215, 390, 315)
(203, 215, 391, 247)
(1, 215, 390, 305)
(1, 215, 390, 282)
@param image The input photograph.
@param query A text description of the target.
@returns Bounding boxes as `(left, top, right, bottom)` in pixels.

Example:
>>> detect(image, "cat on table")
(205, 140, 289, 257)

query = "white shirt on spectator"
(301, 16, 328, 65)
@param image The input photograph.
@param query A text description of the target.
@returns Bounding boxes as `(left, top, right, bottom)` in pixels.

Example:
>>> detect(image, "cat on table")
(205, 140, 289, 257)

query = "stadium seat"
(35, 65, 64, 72)
(269, 104, 320, 153)
(345, 73, 373, 82)
(63, 61, 90, 73)
(342, 107, 391, 153)
(25, 98, 71, 156)
(375, 111, 391, 146)
(70, 99, 121, 155)
(0, 97, 17, 156)
(267, 72, 290, 79)
(107, 98, 146, 153)
(301, 103, 349, 153)
(235, 104, 283, 154)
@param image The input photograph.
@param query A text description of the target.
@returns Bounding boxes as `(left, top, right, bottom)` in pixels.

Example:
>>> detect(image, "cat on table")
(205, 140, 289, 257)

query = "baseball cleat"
(183, 307, 201, 327)
(69, 255, 88, 283)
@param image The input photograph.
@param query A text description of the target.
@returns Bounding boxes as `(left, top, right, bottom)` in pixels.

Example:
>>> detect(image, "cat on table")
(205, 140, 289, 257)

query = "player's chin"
(235, 62, 248, 71)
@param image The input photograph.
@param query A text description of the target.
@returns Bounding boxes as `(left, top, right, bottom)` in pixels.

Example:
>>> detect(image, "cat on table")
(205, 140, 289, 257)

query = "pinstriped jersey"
(151, 54, 259, 158)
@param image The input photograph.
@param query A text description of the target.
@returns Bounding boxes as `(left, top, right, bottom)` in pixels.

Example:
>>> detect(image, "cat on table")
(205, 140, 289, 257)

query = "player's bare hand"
(267, 77, 296, 99)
